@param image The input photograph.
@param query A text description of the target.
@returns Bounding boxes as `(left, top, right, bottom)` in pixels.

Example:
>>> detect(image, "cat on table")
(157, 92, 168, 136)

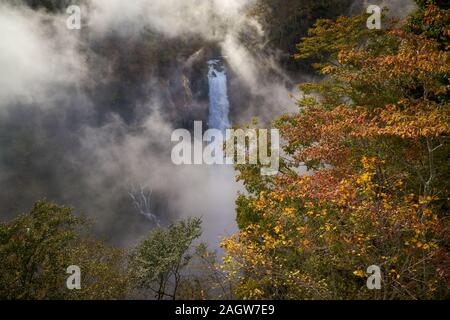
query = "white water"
(203, 59, 237, 251)
(129, 186, 159, 226)
(208, 59, 231, 135)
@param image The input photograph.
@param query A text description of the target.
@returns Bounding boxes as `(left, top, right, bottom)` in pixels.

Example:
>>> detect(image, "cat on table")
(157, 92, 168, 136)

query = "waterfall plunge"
(208, 59, 231, 135)
(202, 59, 237, 251)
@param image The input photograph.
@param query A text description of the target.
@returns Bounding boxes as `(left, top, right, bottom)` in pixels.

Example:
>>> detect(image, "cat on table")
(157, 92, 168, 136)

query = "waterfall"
(204, 59, 237, 251)
(208, 59, 231, 135)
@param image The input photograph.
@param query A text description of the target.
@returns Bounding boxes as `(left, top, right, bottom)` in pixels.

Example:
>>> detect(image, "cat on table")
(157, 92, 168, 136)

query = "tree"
(407, 1, 450, 49)
(130, 217, 202, 300)
(222, 4, 449, 300)
(64, 239, 130, 300)
(247, 0, 355, 71)
(0, 201, 130, 300)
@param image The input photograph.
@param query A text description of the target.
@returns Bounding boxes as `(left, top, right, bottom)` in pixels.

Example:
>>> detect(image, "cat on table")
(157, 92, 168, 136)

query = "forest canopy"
(222, 0, 449, 300)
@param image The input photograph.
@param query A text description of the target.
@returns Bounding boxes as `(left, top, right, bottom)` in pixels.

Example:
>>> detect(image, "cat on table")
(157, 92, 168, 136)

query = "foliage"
(2, 0, 449, 302)
(0, 201, 130, 300)
(222, 5, 450, 300)
(173, 244, 235, 300)
(408, 1, 450, 49)
(247, 0, 354, 71)
(129, 217, 202, 300)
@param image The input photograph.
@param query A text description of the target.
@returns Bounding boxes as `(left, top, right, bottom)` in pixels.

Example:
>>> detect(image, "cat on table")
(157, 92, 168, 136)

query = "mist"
(0, 0, 283, 249)
(0, 0, 416, 249)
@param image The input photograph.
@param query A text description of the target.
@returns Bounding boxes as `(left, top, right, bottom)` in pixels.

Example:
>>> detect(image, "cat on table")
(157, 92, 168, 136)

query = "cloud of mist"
(6, 0, 414, 250)
(3, 0, 416, 249)
(222, 34, 299, 122)
(0, 0, 276, 249)
(0, 4, 86, 110)
(88, 0, 255, 39)
(77, 102, 241, 247)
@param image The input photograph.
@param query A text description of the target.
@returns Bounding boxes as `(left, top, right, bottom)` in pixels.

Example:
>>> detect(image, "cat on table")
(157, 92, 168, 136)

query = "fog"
(0, 0, 415, 249)
(0, 0, 287, 249)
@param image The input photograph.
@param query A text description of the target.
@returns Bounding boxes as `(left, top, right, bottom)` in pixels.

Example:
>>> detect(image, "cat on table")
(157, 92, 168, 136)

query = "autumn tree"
(0, 201, 130, 300)
(247, 0, 354, 71)
(222, 4, 449, 300)
(409, 1, 450, 49)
